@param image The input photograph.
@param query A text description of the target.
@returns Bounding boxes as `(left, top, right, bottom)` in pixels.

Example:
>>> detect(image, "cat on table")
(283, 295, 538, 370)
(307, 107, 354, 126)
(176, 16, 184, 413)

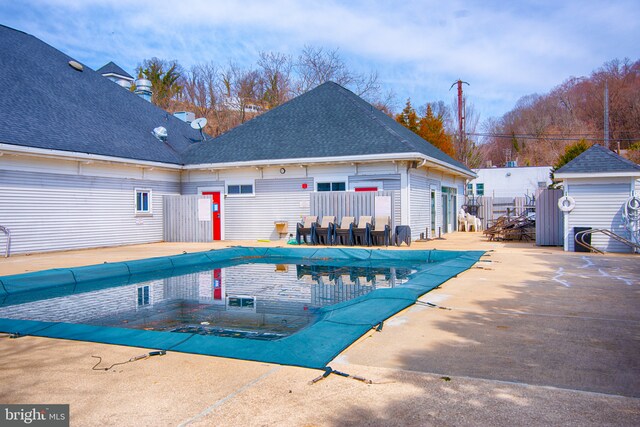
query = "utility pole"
(450, 79, 470, 158)
(604, 80, 610, 150)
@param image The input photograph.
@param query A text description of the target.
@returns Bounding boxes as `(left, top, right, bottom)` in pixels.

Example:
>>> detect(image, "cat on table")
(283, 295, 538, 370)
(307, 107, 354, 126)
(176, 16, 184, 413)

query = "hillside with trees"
(133, 52, 639, 169)
(478, 59, 640, 167)
(134, 47, 389, 138)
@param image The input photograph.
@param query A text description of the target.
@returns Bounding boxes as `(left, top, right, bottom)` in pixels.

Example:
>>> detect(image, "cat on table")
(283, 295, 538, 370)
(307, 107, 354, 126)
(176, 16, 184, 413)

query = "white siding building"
(0, 25, 475, 255)
(555, 144, 640, 253)
(468, 166, 552, 198)
(0, 155, 181, 254)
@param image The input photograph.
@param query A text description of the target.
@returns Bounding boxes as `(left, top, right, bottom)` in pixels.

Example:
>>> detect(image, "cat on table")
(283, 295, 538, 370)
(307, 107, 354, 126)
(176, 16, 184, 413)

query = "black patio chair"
(296, 216, 318, 244)
(370, 216, 391, 246)
(333, 216, 355, 246)
(314, 216, 335, 245)
(352, 216, 372, 246)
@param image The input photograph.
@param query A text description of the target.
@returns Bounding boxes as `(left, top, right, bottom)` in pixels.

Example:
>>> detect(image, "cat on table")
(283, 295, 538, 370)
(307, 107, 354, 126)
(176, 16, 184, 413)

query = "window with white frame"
(135, 189, 152, 214)
(227, 296, 255, 309)
(137, 285, 150, 306)
(467, 183, 474, 195)
(476, 183, 485, 196)
(317, 181, 346, 192)
(226, 182, 254, 196)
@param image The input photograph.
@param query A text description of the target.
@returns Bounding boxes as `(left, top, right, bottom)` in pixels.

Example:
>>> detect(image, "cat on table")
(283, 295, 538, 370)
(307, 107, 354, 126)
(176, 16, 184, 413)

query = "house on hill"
(0, 24, 475, 255)
(554, 144, 640, 252)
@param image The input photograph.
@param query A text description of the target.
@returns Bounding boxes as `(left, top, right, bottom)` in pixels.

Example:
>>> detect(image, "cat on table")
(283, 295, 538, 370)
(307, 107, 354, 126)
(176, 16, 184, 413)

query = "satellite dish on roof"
(190, 117, 208, 142)
(191, 117, 207, 130)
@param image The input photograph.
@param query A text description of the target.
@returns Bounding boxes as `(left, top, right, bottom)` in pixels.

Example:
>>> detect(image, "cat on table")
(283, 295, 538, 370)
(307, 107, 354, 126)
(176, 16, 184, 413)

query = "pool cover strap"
(0, 247, 484, 370)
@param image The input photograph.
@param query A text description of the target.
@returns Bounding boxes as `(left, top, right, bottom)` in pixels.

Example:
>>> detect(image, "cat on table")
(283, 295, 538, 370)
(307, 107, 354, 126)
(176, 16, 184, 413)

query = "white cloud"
(3, 0, 639, 119)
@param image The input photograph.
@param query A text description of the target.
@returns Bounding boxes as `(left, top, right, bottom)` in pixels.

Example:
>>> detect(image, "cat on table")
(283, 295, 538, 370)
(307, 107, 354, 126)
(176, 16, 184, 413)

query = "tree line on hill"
(133, 46, 390, 138)
(479, 58, 640, 167)
(134, 51, 639, 168)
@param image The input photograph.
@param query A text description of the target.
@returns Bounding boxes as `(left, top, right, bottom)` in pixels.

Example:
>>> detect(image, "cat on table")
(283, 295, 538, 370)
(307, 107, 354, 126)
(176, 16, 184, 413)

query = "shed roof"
(0, 25, 201, 165)
(96, 61, 134, 80)
(555, 144, 640, 177)
(182, 81, 473, 176)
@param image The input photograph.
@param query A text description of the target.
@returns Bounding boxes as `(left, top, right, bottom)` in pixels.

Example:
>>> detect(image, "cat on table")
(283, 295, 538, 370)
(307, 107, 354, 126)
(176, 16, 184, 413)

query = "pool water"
(0, 248, 485, 369)
(0, 262, 414, 340)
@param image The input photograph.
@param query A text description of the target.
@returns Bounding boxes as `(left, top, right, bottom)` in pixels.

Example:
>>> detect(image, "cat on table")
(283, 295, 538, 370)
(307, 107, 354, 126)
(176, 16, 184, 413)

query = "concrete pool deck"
(0, 233, 639, 426)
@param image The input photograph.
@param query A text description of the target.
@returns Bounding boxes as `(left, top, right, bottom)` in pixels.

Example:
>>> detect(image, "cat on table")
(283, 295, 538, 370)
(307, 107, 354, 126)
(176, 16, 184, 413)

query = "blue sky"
(2, 0, 638, 121)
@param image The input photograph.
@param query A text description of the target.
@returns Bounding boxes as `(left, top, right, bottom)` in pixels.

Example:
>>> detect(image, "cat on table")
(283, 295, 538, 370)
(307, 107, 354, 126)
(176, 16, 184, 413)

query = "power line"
(467, 133, 640, 142)
(477, 130, 640, 136)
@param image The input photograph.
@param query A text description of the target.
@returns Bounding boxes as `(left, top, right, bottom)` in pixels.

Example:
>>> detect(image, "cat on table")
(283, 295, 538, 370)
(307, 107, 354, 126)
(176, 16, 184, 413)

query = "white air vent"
(152, 126, 168, 142)
(174, 111, 195, 123)
(68, 60, 83, 71)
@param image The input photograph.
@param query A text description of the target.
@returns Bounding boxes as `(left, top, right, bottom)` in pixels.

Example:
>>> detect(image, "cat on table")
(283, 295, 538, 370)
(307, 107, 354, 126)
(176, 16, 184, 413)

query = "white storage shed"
(554, 145, 640, 253)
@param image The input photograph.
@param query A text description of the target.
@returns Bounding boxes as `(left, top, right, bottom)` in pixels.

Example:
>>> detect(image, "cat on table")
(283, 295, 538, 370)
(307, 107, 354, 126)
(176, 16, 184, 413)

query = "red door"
(213, 268, 222, 300)
(203, 192, 221, 240)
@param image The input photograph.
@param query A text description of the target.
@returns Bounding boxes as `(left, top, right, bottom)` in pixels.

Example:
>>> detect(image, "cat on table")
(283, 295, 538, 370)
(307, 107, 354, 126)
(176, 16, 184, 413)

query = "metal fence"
(163, 195, 213, 242)
(464, 191, 563, 246)
(465, 196, 528, 230)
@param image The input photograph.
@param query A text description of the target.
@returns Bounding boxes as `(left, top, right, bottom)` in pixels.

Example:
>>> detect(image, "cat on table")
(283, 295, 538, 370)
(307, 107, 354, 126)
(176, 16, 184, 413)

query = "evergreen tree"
(136, 58, 183, 109)
(550, 139, 591, 182)
(417, 105, 456, 157)
(395, 101, 456, 158)
(395, 99, 419, 132)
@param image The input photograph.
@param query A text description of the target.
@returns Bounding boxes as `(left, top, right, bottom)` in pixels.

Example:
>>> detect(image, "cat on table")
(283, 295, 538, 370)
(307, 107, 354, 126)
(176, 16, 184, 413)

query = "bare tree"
(293, 46, 380, 98)
(451, 95, 481, 166)
(371, 89, 398, 116)
(257, 51, 293, 109)
(213, 63, 264, 127)
(479, 58, 640, 167)
(181, 63, 218, 116)
(137, 46, 387, 136)
(295, 46, 346, 94)
(235, 67, 261, 123)
(422, 100, 451, 123)
(179, 62, 226, 136)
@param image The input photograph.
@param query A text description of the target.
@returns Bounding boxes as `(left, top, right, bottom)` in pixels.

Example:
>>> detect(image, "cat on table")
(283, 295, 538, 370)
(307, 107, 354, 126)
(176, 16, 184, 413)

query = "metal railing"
(574, 228, 640, 254)
(0, 225, 10, 258)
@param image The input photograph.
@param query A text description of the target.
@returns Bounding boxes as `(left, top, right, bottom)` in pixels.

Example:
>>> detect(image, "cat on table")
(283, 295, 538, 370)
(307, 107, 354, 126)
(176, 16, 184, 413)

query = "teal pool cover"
(0, 247, 484, 369)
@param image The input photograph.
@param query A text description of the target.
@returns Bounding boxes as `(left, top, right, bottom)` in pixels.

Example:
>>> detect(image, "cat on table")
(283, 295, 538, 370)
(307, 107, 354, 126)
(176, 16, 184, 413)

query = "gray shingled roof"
(97, 61, 134, 80)
(183, 81, 473, 174)
(0, 25, 201, 165)
(0, 25, 472, 175)
(555, 144, 640, 175)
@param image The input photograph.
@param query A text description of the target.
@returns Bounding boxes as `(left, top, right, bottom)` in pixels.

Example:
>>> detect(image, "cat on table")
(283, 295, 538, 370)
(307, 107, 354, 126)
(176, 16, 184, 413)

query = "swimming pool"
(0, 247, 484, 369)
(0, 261, 416, 340)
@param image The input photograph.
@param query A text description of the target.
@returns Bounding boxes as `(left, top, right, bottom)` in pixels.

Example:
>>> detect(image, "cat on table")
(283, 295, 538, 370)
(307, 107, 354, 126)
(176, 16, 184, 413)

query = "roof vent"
(68, 60, 83, 72)
(117, 79, 132, 89)
(152, 126, 168, 142)
(174, 111, 195, 123)
(135, 78, 153, 102)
